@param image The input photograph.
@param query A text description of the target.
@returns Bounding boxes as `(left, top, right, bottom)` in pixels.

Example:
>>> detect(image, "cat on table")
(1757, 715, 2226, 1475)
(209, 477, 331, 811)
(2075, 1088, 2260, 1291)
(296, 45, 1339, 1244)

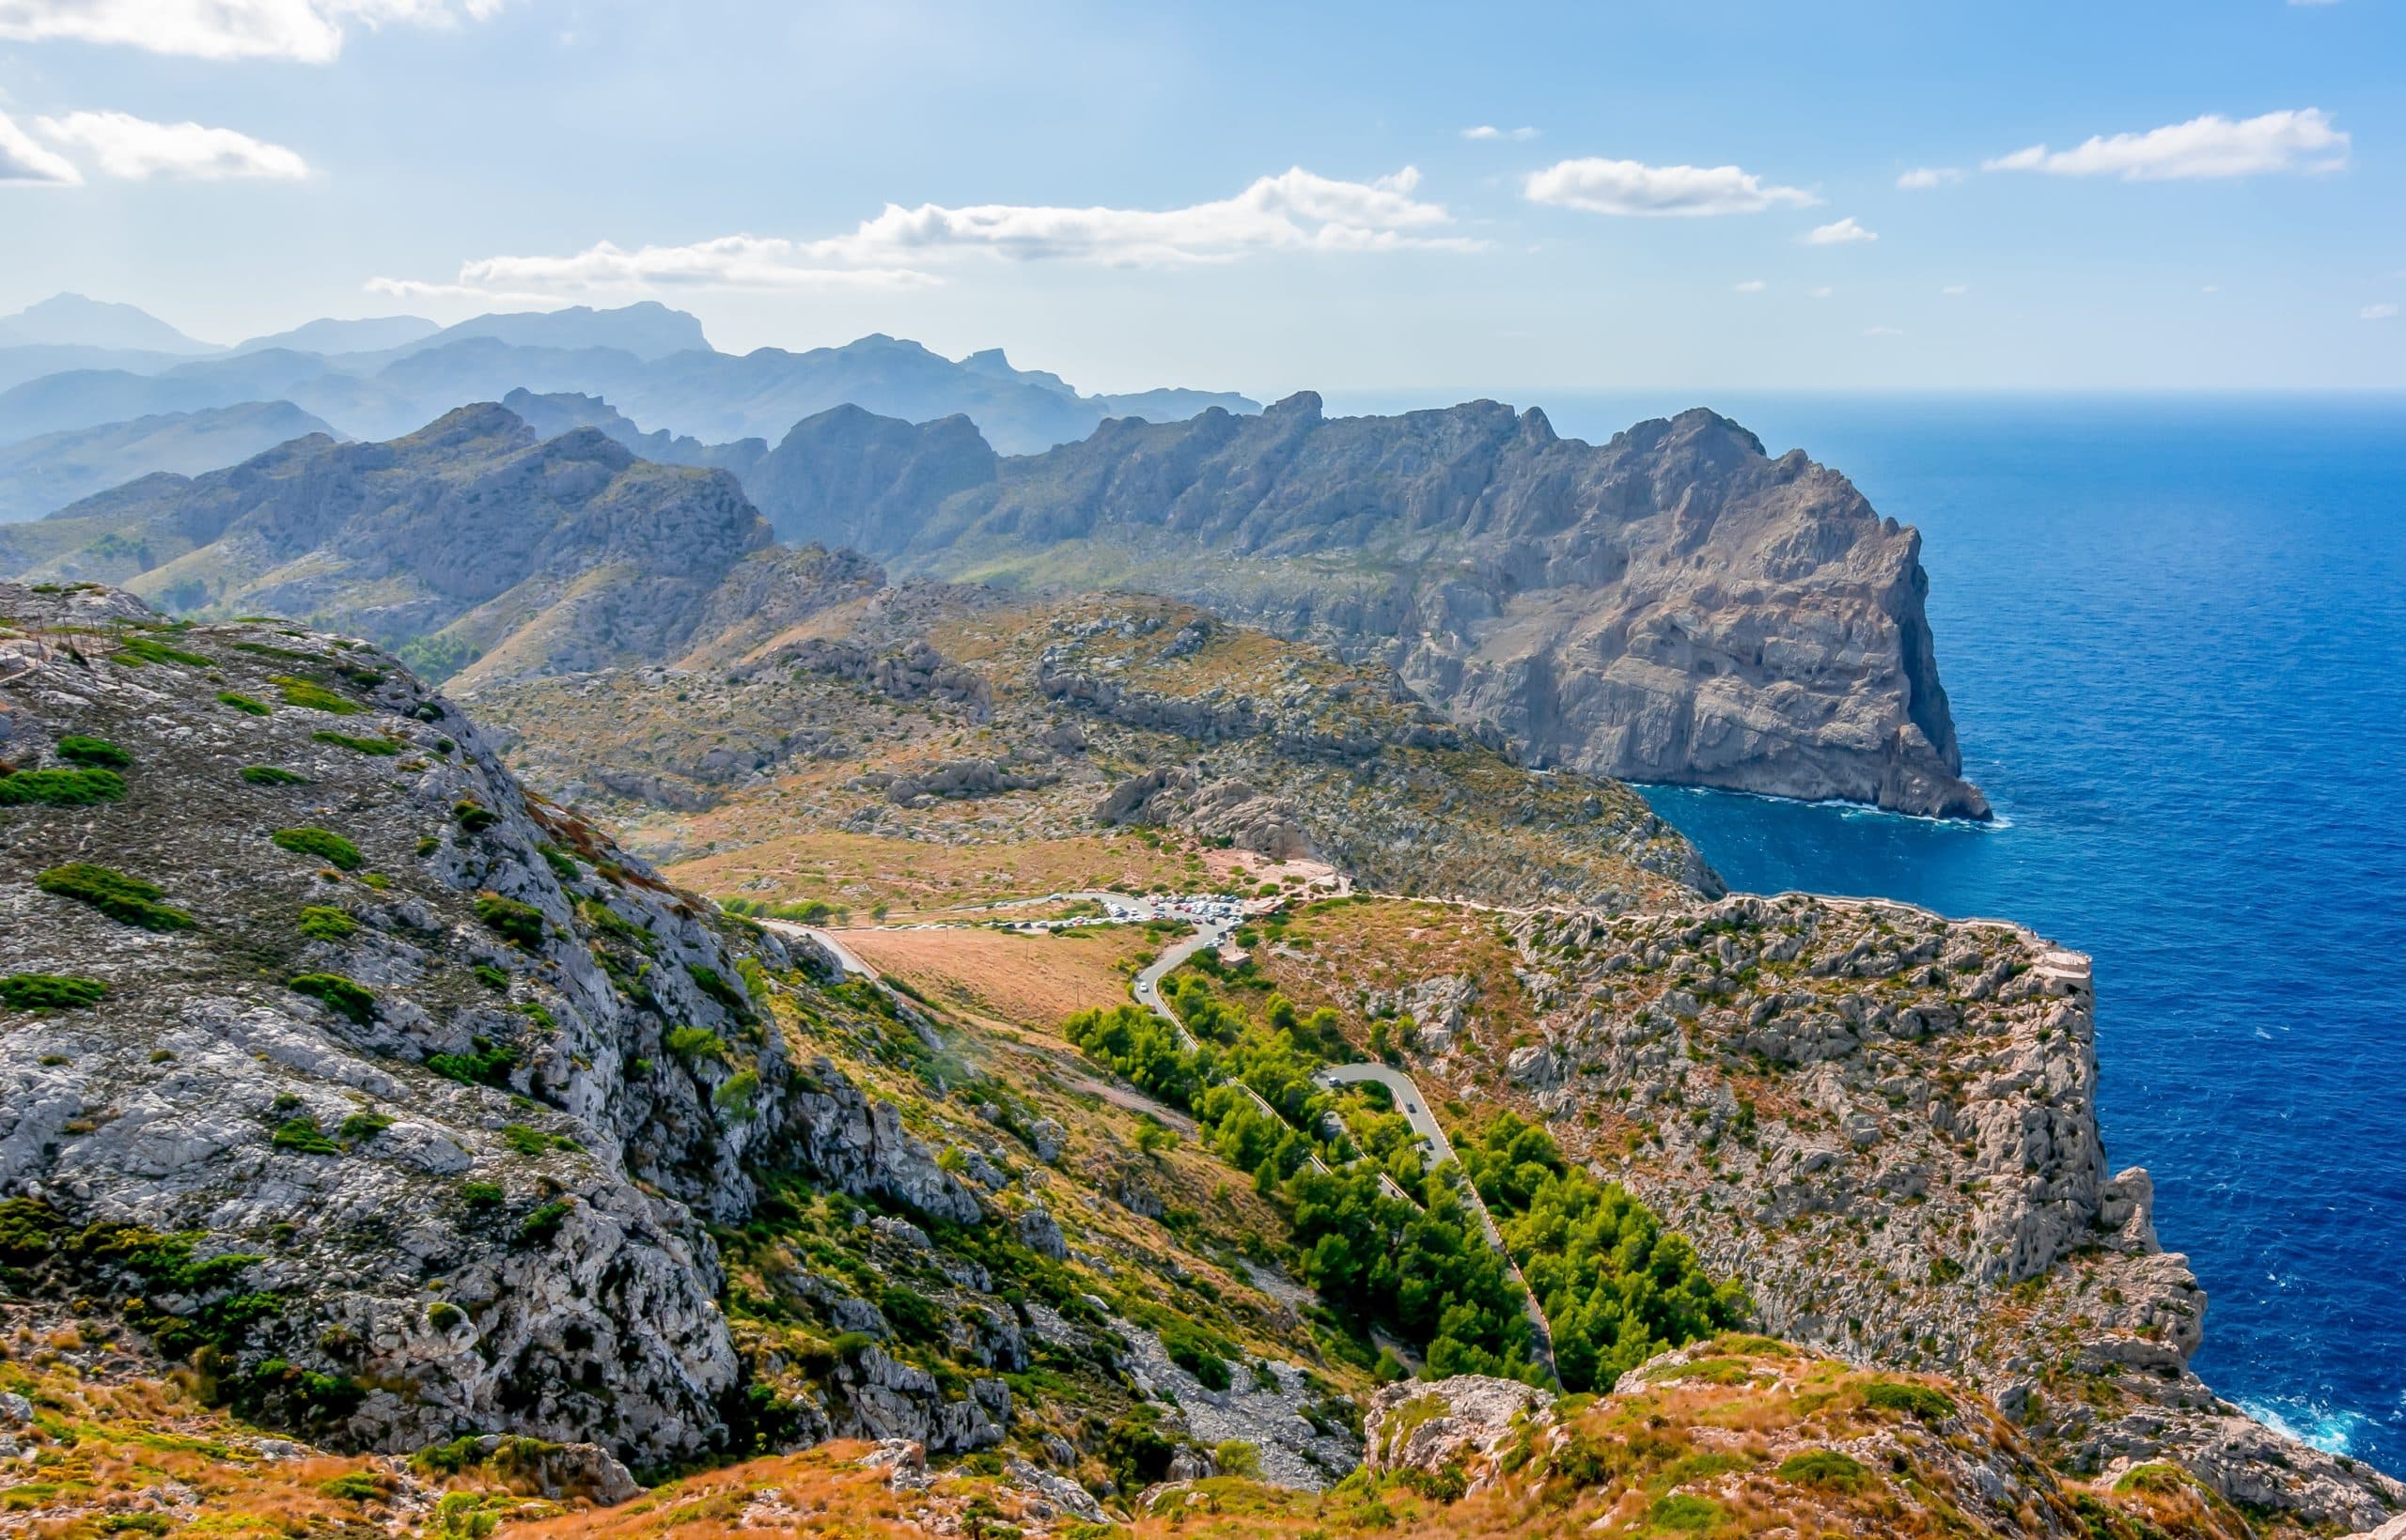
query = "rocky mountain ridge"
(0, 404, 889, 690)
(740, 394, 1986, 817)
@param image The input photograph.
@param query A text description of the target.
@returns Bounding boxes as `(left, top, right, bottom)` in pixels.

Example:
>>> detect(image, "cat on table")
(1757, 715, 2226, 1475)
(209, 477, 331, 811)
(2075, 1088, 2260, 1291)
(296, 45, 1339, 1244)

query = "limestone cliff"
(758, 396, 1987, 818)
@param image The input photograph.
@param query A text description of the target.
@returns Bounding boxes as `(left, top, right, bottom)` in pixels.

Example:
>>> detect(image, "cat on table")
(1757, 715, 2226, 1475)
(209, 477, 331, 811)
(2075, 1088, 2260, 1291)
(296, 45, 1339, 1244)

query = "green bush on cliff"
(271, 675, 361, 714)
(430, 1038, 519, 1089)
(1, 973, 109, 1010)
(288, 973, 377, 1025)
(0, 766, 126, 806)
(311, 730, 401, 755)
(474, 893, 546, 948)
(36, 863, 194, 930)
(297, 905, 358, 941)
(241, 765, 308, 786)
(272, 827, 364, 870)
(55, 736, 131, 768)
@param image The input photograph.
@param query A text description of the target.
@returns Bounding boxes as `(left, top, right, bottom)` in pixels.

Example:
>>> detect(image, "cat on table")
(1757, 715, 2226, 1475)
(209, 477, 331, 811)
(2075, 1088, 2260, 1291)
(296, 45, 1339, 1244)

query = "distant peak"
(1265, 389, 1325, 422)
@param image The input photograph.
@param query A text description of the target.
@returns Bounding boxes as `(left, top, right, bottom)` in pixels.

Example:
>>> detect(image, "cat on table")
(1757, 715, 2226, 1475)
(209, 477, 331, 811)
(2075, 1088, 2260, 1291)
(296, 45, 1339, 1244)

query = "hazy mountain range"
(0, 294, 1260, 484)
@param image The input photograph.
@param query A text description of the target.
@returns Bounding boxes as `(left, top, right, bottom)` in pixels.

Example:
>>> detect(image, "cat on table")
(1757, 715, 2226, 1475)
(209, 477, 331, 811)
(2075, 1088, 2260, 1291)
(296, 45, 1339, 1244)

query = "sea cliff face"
(758, 396, 1988, 819)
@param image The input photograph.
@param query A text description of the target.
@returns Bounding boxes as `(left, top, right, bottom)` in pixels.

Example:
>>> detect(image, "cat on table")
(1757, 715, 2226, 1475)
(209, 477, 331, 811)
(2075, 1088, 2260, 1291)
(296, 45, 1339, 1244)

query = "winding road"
(770, 896, 1560, 1382)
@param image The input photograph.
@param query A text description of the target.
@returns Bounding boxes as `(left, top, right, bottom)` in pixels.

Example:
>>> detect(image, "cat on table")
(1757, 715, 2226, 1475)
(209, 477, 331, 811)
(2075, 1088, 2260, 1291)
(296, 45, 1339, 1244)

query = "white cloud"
(1801, 216, 1877, 245)
(2202, 284, 2221, 294)
(36, 111, 307, 179)
(2365, 303, 2399, 320)
(1522, 156, 1817, 216)
(1897, 166, 1963, 190)
(1809, 286, 1834, 299)
(1461, 125, 1539, 142)
(1984, 108, 2348, 180)
(1941, 284, 1969, 295)
(1733, 278, 1766, 293)
(373, 166, 1481, 297)
(0, 0, 504, 63)
(371, 237, 937, 298)
(0, 108, 79, 183)
(1864, 325, 1906, 336)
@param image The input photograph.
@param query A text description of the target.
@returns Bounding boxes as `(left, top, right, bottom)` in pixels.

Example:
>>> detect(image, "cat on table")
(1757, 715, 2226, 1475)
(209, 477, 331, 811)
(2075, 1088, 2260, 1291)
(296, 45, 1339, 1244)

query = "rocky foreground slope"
(0, 582, 1388, 1494)
(751, 394, 1987, 818)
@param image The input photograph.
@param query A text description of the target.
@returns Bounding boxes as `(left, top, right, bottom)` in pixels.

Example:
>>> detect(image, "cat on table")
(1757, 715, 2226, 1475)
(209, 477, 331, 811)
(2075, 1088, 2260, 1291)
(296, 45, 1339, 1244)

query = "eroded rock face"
(1477, 894, 2399, 1529)
(0, 583, 992, 1466)
(879, 397, 1984, 817)
(1363, 1375, 1552, 1490)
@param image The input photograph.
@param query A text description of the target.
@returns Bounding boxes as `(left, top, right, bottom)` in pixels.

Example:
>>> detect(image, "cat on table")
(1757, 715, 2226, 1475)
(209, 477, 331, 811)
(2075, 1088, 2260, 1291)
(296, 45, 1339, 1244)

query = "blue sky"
(2, 0, 2401, 394)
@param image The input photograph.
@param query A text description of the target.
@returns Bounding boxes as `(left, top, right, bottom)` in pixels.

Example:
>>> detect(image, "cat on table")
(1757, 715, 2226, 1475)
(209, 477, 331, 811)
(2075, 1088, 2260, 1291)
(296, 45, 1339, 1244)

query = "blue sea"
(1334, 389, 2406, 1468)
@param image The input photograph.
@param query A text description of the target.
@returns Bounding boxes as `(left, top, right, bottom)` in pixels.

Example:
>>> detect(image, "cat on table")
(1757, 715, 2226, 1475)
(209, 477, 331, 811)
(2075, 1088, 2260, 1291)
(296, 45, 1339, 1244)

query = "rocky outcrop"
(0, 583, 1000, 1467)
(840, 396, 1983, 817)
(1482, 894, 2400, 1529)
(1363, 1375, 1551, 1488)
(1096, 768, 1313, 861)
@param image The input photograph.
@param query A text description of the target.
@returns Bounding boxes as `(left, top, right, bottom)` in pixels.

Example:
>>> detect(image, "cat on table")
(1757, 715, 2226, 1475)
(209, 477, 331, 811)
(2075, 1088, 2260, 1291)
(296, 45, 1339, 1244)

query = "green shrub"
(271, 1116, 341, 1155)
(0, 973, 108, 1010)
(0, 766, 126, 805)
(289, 973, 377, 1026)
(217, 692, 273, 716)
(460, 1181, 506, 1209)
(426, 1299, 466, 1330)
(666, 1025, 727, 1063)
(713, 1069, 762, 1119)
(55, 736, 131, 769)
(879, 1284, 947, 1346)
(537, 846, 580, 882)
(1647, 1494, 1726, 1531)
(1860, 1379, 1957, 1422)
(474, 893, 545, 948)
(271, 675, 361, 714)
(1776, 1450, 1870, 1491)
(686, 963, 752, 1017)
(1212, 1440, 1262, 1481)
(297, 905, 358, 941)
(336, 1112, 392, 1143)
(271, 827, 363, 870)
(319, 1471, 383, 1502)
(1160, 1322, 1234, 1392)
(428, 1037, 517, 1088)
(36, 863, 193, 930)
(241, 765, 308, 786)
(117, 636, 211, 667)
(472, 963, 509, 990)
(517, 1201, 570, 1243)
(311, 730, 400, 755)
(500, 1124, 575, 1156)
(397, 632, 481, 684)
(452, 800, 500, 833)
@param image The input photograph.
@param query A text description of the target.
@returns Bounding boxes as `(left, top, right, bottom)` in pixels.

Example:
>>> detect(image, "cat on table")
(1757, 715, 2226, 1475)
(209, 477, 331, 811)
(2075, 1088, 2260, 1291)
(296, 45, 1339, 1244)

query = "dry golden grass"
(667, 830, 1207, 916)
(842, 924, 1155, 1026)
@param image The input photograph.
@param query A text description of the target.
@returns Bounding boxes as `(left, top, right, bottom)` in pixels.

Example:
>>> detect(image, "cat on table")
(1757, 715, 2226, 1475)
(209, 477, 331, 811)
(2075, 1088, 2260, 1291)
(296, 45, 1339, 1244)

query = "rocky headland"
(742, 395, 1987, 818)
